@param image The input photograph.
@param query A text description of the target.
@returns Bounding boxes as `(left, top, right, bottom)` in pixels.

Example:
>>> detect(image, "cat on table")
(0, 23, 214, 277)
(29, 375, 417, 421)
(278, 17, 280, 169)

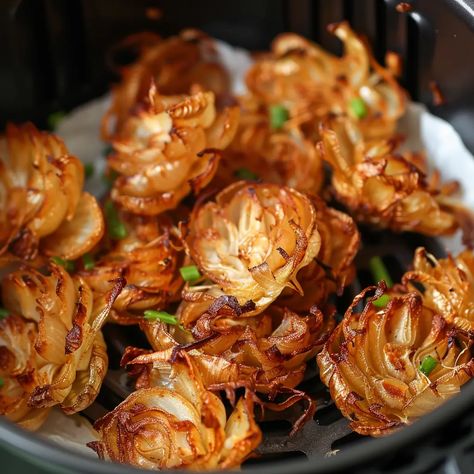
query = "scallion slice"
(84, 163, 95, 179)
(104, 201, 127, 240)
(369, 256, 393, 288)
(144, 310, 179, 325)
(51, 256, 75, 273)
(180, 265, 201, 282)
(419, 355, 437, 376)
(0, 307, 9, 319)
(269, 104, 289, 129)
(82, 253, 95, 271)
(349, 97, 367, 119)
(372, 294, 391, 308)
(235, 168, 258, 180)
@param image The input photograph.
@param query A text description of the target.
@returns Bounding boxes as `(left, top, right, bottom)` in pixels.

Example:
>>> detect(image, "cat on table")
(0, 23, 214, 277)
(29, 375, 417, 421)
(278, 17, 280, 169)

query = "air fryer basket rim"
(1, 379, 474, 474)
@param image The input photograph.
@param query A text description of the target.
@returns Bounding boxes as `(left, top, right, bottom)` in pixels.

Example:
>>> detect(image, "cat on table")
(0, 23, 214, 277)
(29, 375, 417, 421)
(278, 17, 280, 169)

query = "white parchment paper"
(46, 41, 474, 453)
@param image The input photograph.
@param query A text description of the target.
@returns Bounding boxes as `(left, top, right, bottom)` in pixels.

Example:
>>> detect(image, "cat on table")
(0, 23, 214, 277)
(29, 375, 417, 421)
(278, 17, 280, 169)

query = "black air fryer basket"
(0, 1, 474, 473)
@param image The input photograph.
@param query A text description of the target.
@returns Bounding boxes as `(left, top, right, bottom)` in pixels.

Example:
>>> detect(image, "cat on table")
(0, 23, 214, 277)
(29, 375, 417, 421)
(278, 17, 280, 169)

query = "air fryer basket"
(0, 0, 474, 473)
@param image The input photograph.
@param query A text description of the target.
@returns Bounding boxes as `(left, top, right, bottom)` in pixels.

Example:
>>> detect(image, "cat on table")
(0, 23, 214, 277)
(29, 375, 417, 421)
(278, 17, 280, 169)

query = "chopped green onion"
(349, 97, 367, 119)
(369, 256, 393, 288)
(104, 201, 127, 240)
(102, 145, 113, 157)
(144, 310, 179, 325)
(84, 163, 95, 179)
(372, 294, 391, 308)
(0, 307, 9, 319)
(102, 169, 119, 187)
(269, 104, 289, 130)
(235, 168, 259, 180)
(0, 377, 3, 388)
(419, 355, 437, 376)
(51, 256, 75, 273)
(180, 265, 201, 282)
(82, 254, 95, 271)
(47, 111, 66, 130)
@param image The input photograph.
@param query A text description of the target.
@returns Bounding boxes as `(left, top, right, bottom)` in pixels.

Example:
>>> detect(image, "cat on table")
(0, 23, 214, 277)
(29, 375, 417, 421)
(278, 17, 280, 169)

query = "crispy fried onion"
(178, 181, 321, 323)
(107, 84, 239, 215)
(0, 123, 104, 260)
(245, 21, 405, 140)
(278, 195, 360, 311)
(0, 263, 124, 430)
(81, 213, 183, 324)
(103, 29, 230, 136)
(218, 108, 324, 194)
(317, 114, 474, 240)
(317, 284, 474, 436)
(403, 247, 474, 332)
(87, 352, 261, 469)
(127, 298, 334, 394)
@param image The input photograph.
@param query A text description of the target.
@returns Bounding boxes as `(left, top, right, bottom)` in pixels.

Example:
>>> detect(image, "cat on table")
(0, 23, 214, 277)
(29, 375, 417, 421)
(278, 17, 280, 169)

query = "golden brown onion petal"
(403, 247, 474, 331)
(317, 285, 474, 436)
(180, 181, 321, 319)
(88, 353, 261, 469)
(108, 85, 238, 216)
(317, 114, 471, 238)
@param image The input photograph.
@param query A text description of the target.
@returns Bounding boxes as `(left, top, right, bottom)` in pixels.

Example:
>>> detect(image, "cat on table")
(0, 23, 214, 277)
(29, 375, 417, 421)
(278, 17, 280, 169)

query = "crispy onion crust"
(178, 181, 321, 323)
(127, 299, 334, 394)
(107, 84, 239, 215)
(103, 29, 230, 136)
(81, 213, 183, 324)
(0, 263, 124, 429)
(0, 123, 104, 260)
(317, 115, 473, 239)
(403, 248, 474, 332)
(88, 353, 261, 469)
(218, 107, 324, 194)
(244, 21, 405, 141)
(317, 285, 474, 436)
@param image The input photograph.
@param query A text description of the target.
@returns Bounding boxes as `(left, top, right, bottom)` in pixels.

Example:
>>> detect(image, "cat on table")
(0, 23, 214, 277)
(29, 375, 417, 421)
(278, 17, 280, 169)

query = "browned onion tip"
(178, 181, 322, 324)
(0, 123, 104, 261)
(317, 114, 473, 239)
(105, 84, 239, 216)
(80, 213, 183, 324)
(0, 264, 123, 430)
(103, 28, 230, 137)
(403, 247, 474, 332)
(88, 353, 262, 469)
(317, 284, 474, 436)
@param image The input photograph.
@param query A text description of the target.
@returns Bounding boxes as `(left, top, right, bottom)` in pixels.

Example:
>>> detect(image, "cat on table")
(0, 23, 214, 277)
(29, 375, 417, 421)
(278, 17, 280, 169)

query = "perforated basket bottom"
(84, 228, 446, 466)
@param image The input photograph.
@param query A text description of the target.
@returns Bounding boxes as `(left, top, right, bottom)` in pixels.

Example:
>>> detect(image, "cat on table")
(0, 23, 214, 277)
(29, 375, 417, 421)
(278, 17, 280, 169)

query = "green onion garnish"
(235, 168, 259, 180)
(0, 308, 10, 319)
(369, 256, 394, 288)
(180, 265, 201, 282)
(102, 145, 113, 158)
(102, 169, 119, 187)
(0, 377, 4, 388)
(82, 254, 95, 271)
(349, 97, 367, 119)
(51, 256, 75, 273)
(372, 294, 391, 308)
(269, 104, 289, 130)
(84, 163, 95, 179)
(419, 355, 437, 376)
(104, 201, 127, 240)
(144, 310, 179, 325)
(47, 111, 66, 130)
